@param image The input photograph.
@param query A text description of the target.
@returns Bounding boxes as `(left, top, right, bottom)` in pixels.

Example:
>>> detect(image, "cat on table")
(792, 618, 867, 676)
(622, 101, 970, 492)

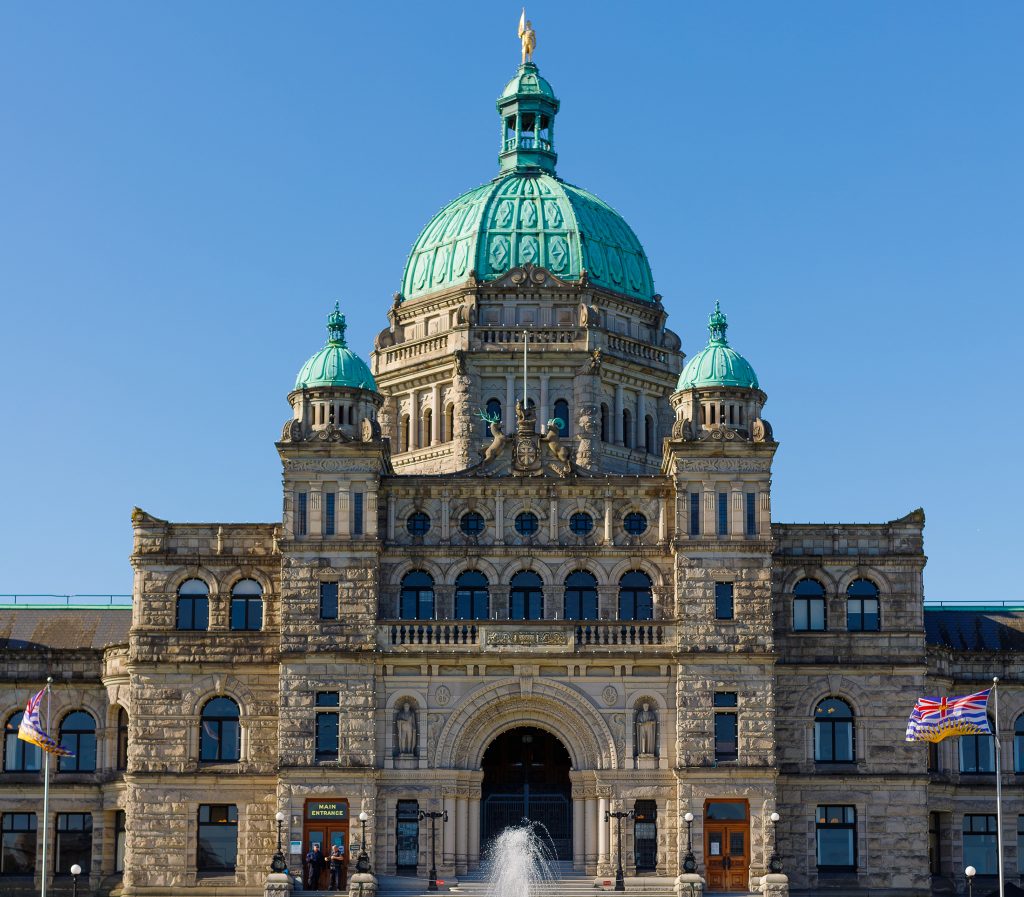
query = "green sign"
(306, 801, 349, 820)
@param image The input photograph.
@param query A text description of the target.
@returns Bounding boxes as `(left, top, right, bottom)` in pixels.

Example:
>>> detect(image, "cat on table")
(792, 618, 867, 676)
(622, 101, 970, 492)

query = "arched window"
(623, 409, 633, 448)
(400, 414, 411, 452)
(644, 415, 655, 453)
(484, 398, 502, 438)
(846, 579, 879, 632)
(553, 399, 569, 437)
(4, 712, 41, 772)
(230, 579, 263, 631)
(200, 697, 240, 763)
(58, 711, 97, 772)
(619, 571, 653, 621)
(116, 707, 129, 771)
(814, 698, 854, 762)
(422, 409, 433, 447)
(444, 404, 454, 442)
(793, 579, 826, 631)
(960, 721, 996, 774)
(510, 571, 543, 621)
(600, 403, 610, 442)
(1014, 715, 1024, 773)
(177, 579, 209, 631)
(400, 571, 435, 620)
(454, 571, 489, 620)
(564, 571, 598, 620)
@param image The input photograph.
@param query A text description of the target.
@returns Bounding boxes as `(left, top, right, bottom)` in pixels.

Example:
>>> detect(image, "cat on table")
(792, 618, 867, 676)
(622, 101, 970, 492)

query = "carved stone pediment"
(487, 264, 577, 291)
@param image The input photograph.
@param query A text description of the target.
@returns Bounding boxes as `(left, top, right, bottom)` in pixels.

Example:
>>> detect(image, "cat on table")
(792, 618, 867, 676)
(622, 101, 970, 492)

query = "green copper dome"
(400, 63, 655, 304)
(294, 304, 378, 391)
(677, 303, 760, 391)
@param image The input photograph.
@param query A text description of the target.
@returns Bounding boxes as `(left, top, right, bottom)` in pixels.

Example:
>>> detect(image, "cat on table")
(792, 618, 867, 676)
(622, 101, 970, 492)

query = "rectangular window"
(689, 492, 700, 536)
(324, 493, 335, 537)
(715, 583, 734, 620)
(962, 815, 997, 876)
(55, 813, 92, 875)
(928, 741, 939, 772)
(319, 582, 338, 620)
(396, 800, 420, 871)
(960, 734, 995, 773)
(297, 492, 308, 536)
(315, 692, 340, 762)
(928, 812, 941, 875)
(717, 492, 728, 535)
(816, 806, 856, 872)
(714, 692, 738, 762)
(1, 813, 36, 876)
(115, 810, 126, 873)
(745, 493, 756, 536)
(353, 492, 364, 536)
(197, 805, 238, 874)
(116, 708, 128, 771)
(794, 598, 826, 631)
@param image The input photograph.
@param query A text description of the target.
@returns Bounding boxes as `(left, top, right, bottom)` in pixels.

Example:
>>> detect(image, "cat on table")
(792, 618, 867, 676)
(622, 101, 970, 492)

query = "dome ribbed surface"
(401, 172, 655, 303)
(677, 303, 759, 390)
(294, 344, 377, 391)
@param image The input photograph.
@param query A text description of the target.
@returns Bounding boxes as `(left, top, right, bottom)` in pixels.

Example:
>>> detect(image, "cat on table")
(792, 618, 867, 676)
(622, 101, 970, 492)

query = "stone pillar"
(637, 390, 646, 449)
(495, 491, 505, 545)
(572, 792, 585, 871)
(597, 796, 609, 872)
(432, 384, 441, 445)
(456, 797, 469, 874)
(659, 496, 668, 542)
(702, 486, 715, 537)
(309, 483, 323, 537)
(265, 872, 293, 897)
(365, 489, 378, 537)
(614, 384, 624, 444)
(491, 586, 510, 621)
(759, 490, 771, 536)
(549, 496, 559, 545)
(584, 797, 598, 870)
(597, 585, 617, 622)
(338, 487, 351, 538)
(442, 796, 457, 870)
(387, 495, 396, 540)
(759, 873, 789, 897)
(731, 484, 744, 538)
(468, 798, 481, 870)
(603, 494, 613, 545)
(676, 873, 705, 897)
(441, 493, 451, 541)
(410, 392, 420, 449)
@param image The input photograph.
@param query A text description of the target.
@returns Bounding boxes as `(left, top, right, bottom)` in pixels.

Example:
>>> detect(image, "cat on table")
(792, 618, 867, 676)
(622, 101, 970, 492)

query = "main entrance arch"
(481, 726, 572, 860)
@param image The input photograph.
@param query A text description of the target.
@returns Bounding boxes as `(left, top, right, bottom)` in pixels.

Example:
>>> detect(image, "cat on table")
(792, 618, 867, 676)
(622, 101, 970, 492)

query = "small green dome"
(677, 303, 760, 391)
(501, 62, 555, 99)
(294, 304, 378, 391)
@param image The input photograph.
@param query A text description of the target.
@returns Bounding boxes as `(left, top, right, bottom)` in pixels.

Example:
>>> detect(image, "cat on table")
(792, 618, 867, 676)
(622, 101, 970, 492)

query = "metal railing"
(0, 594, 132, 608)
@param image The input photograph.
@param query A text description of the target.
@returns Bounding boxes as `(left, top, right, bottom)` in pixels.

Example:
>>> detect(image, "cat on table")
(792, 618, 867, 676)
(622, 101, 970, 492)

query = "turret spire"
(326, 302, 347, 347)
(707, 301, 729, 345)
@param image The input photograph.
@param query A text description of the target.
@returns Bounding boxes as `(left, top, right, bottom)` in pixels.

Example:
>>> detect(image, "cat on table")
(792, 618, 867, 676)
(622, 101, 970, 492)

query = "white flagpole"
(993, 677, 1004, 897)
(41, 676, 52, 897)
(523, 330, 528, 408)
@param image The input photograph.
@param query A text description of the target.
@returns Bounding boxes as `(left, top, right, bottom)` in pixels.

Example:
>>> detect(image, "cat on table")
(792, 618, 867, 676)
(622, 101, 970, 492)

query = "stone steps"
(373, 872, 681, 896)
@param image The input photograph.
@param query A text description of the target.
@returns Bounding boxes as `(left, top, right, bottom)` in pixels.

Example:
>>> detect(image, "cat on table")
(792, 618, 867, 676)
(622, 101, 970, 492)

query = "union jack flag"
(905, 688, 992, 743)
(17, 688, 74, 757)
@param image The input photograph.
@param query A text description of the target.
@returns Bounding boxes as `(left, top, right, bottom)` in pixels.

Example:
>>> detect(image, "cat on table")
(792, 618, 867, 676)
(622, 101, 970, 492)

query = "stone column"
(432, 384, 442, 445)
(365, 489, 378, 537)
(495, 491, 505, 545)
(584, 797, 598, 870)
(603, 494, 613, 545)
(338, 487, 351, 538)
(443, 796, 457, 870)
(441, 493, 451, 541)
(637, 390, 646, 449)
(731, 484, 744, 538)
(309, 484, 323, 537)
(702, 486, 716, 538)
(759, 490, 771, 536)
(491, 586, 510, 621)
(614, 384, 624, 444)
(549, 496, 559, 545)
(572, 792, 585, 871)
(468, 798, 481, 870)
(658, 497, 668, 542)
(387, 495, 396, 540)
(597, 585, 617, 622)
(597, 796, 609, 872)
(456, 797, 469, 874)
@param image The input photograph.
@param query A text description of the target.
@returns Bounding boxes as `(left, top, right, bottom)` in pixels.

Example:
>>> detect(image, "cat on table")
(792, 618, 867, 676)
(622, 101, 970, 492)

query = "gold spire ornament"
(518, 9, 536, 64)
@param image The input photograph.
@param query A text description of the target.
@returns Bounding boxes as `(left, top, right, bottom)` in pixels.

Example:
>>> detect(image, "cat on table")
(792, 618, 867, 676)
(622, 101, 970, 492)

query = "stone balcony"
(378, 620, 674, 653)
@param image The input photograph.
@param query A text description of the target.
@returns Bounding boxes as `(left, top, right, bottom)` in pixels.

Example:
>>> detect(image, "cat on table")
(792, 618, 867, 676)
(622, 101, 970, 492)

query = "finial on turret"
(518, 9, 536, 64)
(708, 301, 729, 345)
(326, 302, 347, 347)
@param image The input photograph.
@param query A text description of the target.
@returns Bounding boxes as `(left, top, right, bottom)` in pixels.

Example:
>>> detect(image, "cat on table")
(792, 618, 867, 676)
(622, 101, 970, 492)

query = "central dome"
(400, 63, 655, 304)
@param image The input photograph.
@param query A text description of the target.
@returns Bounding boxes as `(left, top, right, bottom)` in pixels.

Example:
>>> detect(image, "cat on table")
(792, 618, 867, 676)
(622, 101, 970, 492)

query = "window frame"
(116, 707, 129, 771)
(509, 571, 544, 621)
(460, 512, 486, 537)
(713, 692, 738, 762)
(1014, 714, 1024, 773)
(4, 712, 41, 773)
(1, 812, 37, 876)
(319, 581, 339, 620)
(315, 692, 340, 763)
(816, 805, 857, 872)
(55, 812, 92, 875)
(959, 730, 996, 774)
(814, 698, 855, 763)
(406, 511, 431, 537)
(58, 711, 97, 773)
(454, 571, 489, 621)
(176, 579, 210, 631)
(568, 512, 594, 537)
(793, 579, 827, 632)
(199, 697, 241, 764)
(514, 511, 539, 537)
(846, 579, 880, 632)
(623, 512, 648, 537)
(563, 570, 598, 621)
(714, 582, 734, 620)
(962, 814, 998, 876)
(229, 579, 263, 632)
(399, 571, 435, 620)
(197, 804, 238, 875)
(618, 570, 653, 621)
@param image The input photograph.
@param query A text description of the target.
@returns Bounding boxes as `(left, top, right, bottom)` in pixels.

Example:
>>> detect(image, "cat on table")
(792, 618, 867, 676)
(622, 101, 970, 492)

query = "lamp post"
(683, 812, 697, 873)
(271, 811, 287, 873)
(70, 864, 82, 897)
(419, 808, 447, 892)
(606, 808, 634, 892)
(965, 865, 976, 897)
(356, 811, 370, 874)
(768, 811, 782, 874)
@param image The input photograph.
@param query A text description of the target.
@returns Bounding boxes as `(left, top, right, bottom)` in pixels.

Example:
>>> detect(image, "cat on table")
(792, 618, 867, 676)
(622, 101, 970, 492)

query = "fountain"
(481, 822, 559, 897)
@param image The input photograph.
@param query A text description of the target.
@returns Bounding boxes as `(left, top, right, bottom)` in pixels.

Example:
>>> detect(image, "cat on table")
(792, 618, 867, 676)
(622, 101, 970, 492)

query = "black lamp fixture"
(271, 811, 287, 873)
(606, 807, 634, 892)
(70, 864, 82, 897)
(683, 811, 697, 873)
(768, 811, 783, 874)
(356, 811, 371, 873)
(965, 865, 976, 897)
(419, 807, 448, 891)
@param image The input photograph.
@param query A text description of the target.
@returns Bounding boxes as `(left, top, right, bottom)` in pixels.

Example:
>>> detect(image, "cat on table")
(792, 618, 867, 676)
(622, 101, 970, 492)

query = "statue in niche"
(635, 702, 658, 756)
(395, 702, 418, 756)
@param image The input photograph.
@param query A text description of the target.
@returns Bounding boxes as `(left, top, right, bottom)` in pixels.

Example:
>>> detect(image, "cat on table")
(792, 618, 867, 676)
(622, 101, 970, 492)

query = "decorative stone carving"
(434, 685, 452, 707)
(579, 303, 600, 329)
(395, 701, 418, 756)
(280, 419, 304, 443)
(576, 404, 600, 471)
(602, 685, 619, 706)
(361, 417, 381, 442)
(586, 348, 603, 374)
(635, 701, 658, 756)
(752, 418, 774, 443)
(678, 459, 770, 472)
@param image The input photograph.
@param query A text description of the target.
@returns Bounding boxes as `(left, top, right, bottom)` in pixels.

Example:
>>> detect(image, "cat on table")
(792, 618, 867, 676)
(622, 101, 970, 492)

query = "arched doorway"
(480, 726, 572, 860)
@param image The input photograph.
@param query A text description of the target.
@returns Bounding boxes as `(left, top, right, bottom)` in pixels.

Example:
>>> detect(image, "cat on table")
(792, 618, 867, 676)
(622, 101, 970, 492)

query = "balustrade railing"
(477, 327, 578, 346)
(387, 622, 479, 646)
(378, 621, 672, 651)
(574, 623, 664, 647)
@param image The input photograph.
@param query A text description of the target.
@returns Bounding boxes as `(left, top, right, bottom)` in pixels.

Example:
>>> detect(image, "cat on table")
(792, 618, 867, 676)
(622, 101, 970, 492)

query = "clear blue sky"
(1, 3, 1021, 600)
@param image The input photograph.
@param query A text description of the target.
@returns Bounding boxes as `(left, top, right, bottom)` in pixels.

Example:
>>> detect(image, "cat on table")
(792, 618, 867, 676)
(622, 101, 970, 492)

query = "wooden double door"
(704, 799, 750, 892)
(303, 798, 350, 891)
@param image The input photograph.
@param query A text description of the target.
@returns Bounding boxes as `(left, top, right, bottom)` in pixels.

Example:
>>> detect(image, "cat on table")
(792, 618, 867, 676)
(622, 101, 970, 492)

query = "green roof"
(294, 304, 377, 391)
(677, 303, 760, 391)
(399, 62, 655, 304)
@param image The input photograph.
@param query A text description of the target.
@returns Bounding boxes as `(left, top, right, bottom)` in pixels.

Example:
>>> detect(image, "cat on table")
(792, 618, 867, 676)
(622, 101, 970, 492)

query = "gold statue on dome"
(518, 9, 536, 63)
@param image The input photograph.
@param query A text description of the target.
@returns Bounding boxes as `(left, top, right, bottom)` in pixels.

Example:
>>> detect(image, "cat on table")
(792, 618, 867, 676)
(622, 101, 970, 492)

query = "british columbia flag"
(905, 688, 992, 743)
(17, 688, 74, 757)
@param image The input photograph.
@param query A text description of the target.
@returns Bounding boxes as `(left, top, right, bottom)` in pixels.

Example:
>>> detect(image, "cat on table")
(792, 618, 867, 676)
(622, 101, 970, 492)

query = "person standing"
(328, 843, 345, 891)
(305, 842, 325, 890)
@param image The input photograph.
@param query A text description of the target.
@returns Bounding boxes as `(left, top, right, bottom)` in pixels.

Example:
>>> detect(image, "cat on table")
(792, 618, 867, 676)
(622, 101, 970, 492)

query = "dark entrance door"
(396, 800, 420, 874)
(634, 800, 657, 873)
(481, 727, 572, 861)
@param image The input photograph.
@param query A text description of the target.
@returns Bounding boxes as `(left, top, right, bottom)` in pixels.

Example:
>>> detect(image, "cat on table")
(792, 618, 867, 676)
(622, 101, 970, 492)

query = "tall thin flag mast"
(523, 330, 528, 409)
(41, 676, 52, 897)
(993, 677, 1004, 897)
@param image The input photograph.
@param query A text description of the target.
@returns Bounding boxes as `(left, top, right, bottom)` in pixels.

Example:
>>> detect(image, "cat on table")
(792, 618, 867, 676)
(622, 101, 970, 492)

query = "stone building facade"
(2, 48, 1023, 897)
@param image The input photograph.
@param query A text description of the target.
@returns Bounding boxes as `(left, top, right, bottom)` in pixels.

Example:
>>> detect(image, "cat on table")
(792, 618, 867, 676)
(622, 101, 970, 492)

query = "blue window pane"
(320, 582, 338, 620)
(745, 493, 756, 536)
(353, 492, 364, 535)
(324, 493, 335, 536)
(689, 493, 700, 535)
(715, 583, 734, 620)
(717, 493, 728, 535)
(297, 492, 308, 536)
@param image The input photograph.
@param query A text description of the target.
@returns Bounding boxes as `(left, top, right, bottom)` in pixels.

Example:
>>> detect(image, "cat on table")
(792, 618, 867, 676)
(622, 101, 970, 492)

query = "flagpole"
(41, 677, 52, 897)
(993, 677, 1004, 897)
(523, 329, 527, 409)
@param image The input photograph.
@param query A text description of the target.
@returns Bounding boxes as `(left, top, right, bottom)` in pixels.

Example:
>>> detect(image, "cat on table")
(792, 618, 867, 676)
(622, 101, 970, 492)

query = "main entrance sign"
(302, 798, 350, 891)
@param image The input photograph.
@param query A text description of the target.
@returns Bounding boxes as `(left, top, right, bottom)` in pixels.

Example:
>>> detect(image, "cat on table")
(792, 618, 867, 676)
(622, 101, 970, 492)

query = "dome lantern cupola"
(497, 61, 560, 175)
